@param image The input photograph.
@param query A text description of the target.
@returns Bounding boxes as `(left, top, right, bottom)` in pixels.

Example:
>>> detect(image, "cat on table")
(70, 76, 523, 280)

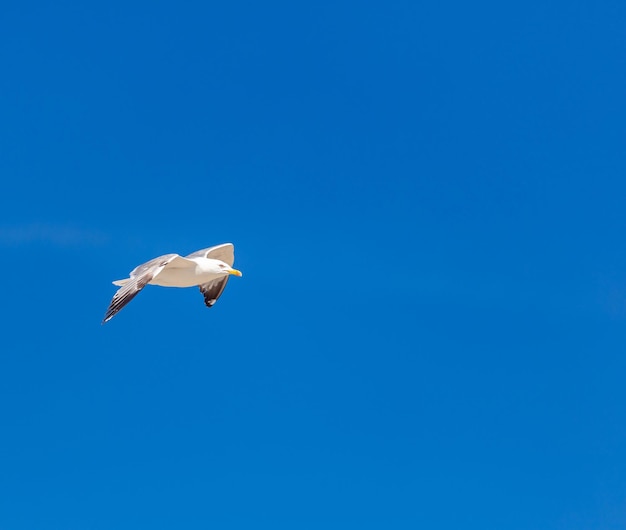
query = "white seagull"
(103, 243, 242, 323)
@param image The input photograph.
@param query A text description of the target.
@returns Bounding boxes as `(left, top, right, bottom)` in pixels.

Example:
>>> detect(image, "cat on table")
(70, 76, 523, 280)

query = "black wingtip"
(102, 308, 116, 324)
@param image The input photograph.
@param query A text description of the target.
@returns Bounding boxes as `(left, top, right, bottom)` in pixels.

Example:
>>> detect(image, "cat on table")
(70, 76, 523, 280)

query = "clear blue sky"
(1, 1, 626, 528)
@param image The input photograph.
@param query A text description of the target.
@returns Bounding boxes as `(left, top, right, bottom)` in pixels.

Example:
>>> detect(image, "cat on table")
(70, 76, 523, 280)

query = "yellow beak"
(229, 268, 243, 277)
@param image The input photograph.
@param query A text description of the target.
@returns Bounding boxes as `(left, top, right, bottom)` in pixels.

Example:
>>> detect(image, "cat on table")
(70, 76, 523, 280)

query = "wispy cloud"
(0, 223, 109, 247)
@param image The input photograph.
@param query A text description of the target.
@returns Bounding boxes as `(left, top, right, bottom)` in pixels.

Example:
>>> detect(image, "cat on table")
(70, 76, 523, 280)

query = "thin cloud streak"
(0, 223, 109, 247)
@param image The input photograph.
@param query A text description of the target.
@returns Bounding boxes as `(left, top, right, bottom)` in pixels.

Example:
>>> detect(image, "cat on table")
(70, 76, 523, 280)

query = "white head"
(211, 259, 243, 277)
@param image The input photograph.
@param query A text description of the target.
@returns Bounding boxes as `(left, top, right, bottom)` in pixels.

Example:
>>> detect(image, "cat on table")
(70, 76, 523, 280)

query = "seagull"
(103, 243, 242, 323)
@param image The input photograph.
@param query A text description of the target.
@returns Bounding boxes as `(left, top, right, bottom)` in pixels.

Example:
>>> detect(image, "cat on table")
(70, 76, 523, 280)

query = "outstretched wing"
(129, 253, 178, 278)
(198, 277, 230, 308)
(103, 254, 179, 323)
(187, 244, 237, 309)
(185, 243, 234, 266)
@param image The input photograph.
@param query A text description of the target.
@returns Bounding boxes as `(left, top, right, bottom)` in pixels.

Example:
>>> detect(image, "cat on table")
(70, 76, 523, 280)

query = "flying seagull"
(103, 243, 242, 323)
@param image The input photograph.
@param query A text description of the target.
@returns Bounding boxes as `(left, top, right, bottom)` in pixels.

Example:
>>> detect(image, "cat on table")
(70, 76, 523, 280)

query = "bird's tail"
(112, 278, 131, 287)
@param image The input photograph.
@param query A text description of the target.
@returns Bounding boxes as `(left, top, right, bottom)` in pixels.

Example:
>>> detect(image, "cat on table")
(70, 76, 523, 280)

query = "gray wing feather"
(129, 253, 179, 278)
(102, 275, 151, 323)
(185, 243, 234, 266)
(103, 254, 178, 323)
(199, 277, 230, 308)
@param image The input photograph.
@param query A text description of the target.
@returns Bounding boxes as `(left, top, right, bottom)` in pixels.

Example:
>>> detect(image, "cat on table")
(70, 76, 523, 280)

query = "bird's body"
(134, 256, 230, 288)
(103, 243, 242, 323)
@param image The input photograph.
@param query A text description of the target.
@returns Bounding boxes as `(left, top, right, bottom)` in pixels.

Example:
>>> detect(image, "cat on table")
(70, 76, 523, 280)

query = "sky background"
(1, 1, 626, 528)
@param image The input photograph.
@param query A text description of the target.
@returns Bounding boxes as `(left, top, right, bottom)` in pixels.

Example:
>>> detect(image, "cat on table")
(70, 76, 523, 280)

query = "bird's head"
(215, 260, 243, 277)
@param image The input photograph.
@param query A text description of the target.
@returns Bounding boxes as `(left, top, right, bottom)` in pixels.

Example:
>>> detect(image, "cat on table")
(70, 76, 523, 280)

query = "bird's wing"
(103, 254, 192, 323)
(190, 244, 237, 309)
(185, 243, 234, 266)
(128, 253, 195, 278)
(198, 276, 230, 308)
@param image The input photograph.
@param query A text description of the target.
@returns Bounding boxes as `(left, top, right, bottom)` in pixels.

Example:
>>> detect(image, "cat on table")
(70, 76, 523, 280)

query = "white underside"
(148, 266, 224, 288)
(113, 256, 231, 288)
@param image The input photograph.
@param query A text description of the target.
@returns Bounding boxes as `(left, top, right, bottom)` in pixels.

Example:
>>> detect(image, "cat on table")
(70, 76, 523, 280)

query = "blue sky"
(1, 1, 626, 528)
